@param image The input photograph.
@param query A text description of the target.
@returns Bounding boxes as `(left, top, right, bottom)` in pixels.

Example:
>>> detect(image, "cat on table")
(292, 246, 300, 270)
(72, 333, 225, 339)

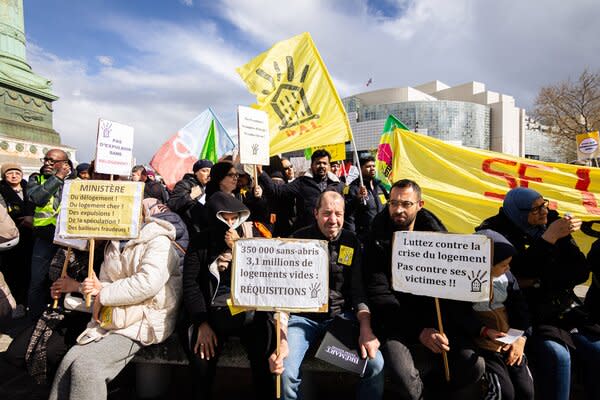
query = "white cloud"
(180, 0, 193, 7)
(25, 0, 600, 164)
(96, 55, 114, 67)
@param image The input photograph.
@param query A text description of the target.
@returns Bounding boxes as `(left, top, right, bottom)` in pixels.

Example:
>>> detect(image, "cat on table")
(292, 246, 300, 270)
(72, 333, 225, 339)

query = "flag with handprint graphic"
(236, 32, 351, 155)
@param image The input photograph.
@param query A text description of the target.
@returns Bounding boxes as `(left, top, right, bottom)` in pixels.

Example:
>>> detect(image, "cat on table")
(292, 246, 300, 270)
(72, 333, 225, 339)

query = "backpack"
(0, 203, 19, 251)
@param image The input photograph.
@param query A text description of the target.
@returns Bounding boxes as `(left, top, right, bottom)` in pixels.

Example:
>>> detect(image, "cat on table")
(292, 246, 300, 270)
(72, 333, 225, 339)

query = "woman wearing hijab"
(477, 187, 600, 400)
(183, 191, 274, 400)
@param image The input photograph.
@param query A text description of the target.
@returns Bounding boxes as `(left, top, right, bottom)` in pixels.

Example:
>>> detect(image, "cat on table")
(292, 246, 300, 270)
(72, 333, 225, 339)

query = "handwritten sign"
(57, 180, 143, 239)
(392, 231, 491, 302)
(95, 118, 134, 175)
(237, 106, 270, 165)
(231, 238, 329, 311)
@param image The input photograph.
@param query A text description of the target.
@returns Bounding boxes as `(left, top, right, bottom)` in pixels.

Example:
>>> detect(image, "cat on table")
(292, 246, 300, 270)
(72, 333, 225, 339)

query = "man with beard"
(364, 179, 484, 399)
(345, 155, 388, 239)
(27, 149, 72, 319)
(258, 150, 344, 232)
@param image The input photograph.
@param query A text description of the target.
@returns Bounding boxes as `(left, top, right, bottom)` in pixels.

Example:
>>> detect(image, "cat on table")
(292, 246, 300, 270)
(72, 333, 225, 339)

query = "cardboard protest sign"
(53, 211, 88, 250)
(392, 231, 492, 302)
(231, 238, 329, 311)
(57, 180, 143, 239)
(95, 118, 134, 176)
(238, 106, 270, 165)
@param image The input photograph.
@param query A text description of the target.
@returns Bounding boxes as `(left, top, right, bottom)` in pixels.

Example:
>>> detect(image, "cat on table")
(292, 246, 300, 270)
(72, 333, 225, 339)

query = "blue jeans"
(281, 313, 384, 400)
(572, 332, 600, 400)
(529, 333, 600, 400)
(28, 236, 57, 319)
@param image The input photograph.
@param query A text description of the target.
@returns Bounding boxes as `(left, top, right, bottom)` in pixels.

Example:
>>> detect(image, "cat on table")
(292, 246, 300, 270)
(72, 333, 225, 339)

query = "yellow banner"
(236, 32, 351, 155)
(58, 180, 144, 239)
(308, 142, 346, 162)
(392, 128, 600, 252)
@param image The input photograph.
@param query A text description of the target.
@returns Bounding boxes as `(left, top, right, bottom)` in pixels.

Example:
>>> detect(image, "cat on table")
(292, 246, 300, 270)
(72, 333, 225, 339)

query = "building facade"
(342, 80, 526, 158)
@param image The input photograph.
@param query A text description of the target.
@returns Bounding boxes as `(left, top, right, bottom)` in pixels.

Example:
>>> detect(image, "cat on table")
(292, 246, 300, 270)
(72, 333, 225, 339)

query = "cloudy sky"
(23, 0, 600, 163)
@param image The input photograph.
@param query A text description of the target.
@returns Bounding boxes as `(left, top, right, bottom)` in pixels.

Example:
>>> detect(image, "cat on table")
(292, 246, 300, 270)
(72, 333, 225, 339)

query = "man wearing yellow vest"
(26, 149, 71, 319)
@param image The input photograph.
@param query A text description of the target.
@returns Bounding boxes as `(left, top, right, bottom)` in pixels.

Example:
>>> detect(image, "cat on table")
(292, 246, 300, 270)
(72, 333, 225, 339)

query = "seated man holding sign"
(269, 191, 385, 400)
(364, 179, 485, 399)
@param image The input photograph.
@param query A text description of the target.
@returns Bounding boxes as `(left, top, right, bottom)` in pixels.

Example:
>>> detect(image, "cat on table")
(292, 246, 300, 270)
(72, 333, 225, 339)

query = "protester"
(0, 162, 33, 315)
(168, 159, 213, 235)
(27, 149, 72, 319)
(365, 179, 485, 399)
(586, 238, 600, 324)
(3, 244, 105, 386)
(258, 149, 344, 231)
(204, 161, 239, 200)
(267, 170, 295, 238)
(234, 165, 271, 228)
(183, 191, 275, 400)
(269, 191, 384, 400)
(477, 187, 600, 400)
(471, 229, 534, 400)
(281, 157, 295, 182)
(131, 164, 168, 203)
(74, 163, 90, 180)
(49, 206, 182, 400)
(345, 155, 388, 239)
(142, 198, 189, 272)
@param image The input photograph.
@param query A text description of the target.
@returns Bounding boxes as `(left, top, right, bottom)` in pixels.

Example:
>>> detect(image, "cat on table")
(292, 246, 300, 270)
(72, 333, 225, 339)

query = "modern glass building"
(341, 81, 526, 157)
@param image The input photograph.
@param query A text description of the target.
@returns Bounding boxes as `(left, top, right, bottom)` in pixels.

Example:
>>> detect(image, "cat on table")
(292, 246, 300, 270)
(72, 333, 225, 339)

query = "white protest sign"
(237, 105, 270, 165)
(95, 118, 134, 175)
(232, 238, 329, 311)
(392, 231, 491, 302)
(58, 180, 143, 239)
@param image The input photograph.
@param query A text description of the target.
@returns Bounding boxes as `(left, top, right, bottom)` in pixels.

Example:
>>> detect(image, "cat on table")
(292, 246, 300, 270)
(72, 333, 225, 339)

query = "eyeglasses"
(525, 199, 550, 215)
(41, 157, 67, 165)
(389, 200, 417, 209)
(226, 173, 240, 178)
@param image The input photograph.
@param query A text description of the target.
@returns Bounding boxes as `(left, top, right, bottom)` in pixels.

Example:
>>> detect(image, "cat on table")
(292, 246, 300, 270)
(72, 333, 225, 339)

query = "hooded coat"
(183, 192, 251, 326)
(77, 217, 182, 346)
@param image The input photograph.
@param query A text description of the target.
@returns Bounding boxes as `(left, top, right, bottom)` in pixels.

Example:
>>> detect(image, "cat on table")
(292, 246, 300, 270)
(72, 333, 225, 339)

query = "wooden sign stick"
(85, 239, 95, 307)
(52, 247, 72, 309)
(435, 297, 450, 382)
(275, 311, 281, 399)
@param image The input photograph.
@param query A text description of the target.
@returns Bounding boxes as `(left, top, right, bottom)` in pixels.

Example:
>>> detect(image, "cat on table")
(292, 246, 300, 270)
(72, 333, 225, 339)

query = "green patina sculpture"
(0, 0, 61, 145)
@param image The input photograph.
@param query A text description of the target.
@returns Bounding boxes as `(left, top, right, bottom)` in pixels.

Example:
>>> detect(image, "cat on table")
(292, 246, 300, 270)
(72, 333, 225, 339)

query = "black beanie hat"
(193, 159, 214, 173)
(475, 229, 517, 265)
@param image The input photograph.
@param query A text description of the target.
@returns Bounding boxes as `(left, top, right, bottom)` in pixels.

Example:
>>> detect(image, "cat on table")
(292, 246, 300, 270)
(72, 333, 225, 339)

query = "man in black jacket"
(168, 159, 213, 235)
(258, 149, 344, 232)
(345, 155, 388, 238)
(364, 179, 484, 399)
(269, 191, 384, 400)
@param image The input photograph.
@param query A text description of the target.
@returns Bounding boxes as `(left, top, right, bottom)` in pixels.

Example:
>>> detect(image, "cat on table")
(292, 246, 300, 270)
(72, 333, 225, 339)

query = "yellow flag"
(391, 128, 600, 252)
(236, 32, 351, 155)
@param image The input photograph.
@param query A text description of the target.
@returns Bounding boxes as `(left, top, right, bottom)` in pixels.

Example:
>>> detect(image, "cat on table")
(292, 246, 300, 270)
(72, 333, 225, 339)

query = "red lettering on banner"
(518, 163, 551, 187)
(482, 158, 518, 200)
(575, 168, 600, 215)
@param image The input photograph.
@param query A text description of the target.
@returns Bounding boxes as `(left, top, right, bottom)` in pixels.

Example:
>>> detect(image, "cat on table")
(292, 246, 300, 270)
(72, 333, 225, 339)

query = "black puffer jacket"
(365, 207, 470, 343)
(345, 177, 388, 236)
(477, 208, 593, 346)
(259, 171, 344, 232)
(168, 173, 206, 235)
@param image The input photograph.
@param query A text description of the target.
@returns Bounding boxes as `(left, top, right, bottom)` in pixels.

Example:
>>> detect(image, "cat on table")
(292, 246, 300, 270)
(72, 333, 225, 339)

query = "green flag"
(200, 120, 218, 163)
(375, 115, 410, 190)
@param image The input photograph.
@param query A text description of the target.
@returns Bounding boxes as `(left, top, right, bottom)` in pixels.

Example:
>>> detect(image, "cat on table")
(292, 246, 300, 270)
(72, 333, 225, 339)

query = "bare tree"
(533, 69, 600, 161)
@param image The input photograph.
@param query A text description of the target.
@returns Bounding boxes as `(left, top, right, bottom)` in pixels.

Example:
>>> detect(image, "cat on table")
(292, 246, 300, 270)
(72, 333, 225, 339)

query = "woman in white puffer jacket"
(49, 216, 182, 400)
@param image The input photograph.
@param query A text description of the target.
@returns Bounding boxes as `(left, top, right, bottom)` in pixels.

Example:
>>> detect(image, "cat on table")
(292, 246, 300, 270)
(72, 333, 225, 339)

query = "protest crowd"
(0, 146, 599, 400)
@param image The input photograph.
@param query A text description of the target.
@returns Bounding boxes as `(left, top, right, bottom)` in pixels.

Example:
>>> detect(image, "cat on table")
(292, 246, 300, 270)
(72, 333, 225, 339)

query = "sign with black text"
(392, 231, 491, 302)
(231, 238, 329, 311)
(57, 180, 143, 239)
(237, 105, 270, 165)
